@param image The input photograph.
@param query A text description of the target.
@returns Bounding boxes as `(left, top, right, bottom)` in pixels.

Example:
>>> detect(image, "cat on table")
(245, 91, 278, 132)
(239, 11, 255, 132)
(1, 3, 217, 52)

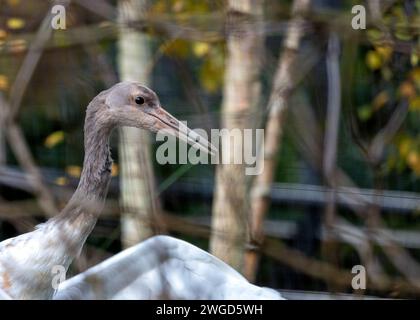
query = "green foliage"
(351, 1, 420, 179)
(151, 0, 225, 93)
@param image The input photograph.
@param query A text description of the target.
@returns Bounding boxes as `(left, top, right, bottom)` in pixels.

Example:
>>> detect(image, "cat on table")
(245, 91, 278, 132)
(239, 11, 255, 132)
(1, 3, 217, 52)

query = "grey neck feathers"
(76, 104, 113, 201)
(48, 96, 114, 256)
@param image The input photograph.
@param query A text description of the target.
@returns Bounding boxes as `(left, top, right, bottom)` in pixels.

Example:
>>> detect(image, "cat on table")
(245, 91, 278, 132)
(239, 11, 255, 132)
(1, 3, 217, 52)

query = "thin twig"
(5, 122, 57, 216)
(246, 0, 311, 282)
(0, 4, 62, 216)
(289, 97, 420, 286)
(8, 5, 56, 119)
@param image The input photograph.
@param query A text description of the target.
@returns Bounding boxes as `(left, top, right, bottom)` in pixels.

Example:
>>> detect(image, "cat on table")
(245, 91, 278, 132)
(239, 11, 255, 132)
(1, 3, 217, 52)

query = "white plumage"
(55, 235, 283, 300)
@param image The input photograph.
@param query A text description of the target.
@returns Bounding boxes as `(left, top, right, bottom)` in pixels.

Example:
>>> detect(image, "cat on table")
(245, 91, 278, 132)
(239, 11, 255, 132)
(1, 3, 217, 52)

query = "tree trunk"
(117, 0, 163, 248)
(245, 0, 311, 281)
(321, 32, 342, 291)
(210, 0, 264, 272)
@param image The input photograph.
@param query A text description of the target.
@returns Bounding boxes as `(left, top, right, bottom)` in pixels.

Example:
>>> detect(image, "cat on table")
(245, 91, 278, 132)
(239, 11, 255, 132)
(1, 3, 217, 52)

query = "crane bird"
(0, 82, 282, 300)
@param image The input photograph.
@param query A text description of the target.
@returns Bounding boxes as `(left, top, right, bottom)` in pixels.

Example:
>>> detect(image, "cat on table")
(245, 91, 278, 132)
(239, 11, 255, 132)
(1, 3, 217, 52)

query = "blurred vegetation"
(0, 0, 419, 298)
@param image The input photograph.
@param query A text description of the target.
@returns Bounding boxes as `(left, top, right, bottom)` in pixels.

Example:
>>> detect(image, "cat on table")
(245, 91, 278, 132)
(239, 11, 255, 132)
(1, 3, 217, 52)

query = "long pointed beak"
(148, 107, 217, 156)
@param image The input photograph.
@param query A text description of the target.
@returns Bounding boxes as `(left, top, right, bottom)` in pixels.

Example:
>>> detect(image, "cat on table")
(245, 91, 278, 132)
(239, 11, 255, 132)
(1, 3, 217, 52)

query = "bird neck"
(76, 113, 113, 202)
(49, 101, 114, 258)
(2, 99, 116, 300)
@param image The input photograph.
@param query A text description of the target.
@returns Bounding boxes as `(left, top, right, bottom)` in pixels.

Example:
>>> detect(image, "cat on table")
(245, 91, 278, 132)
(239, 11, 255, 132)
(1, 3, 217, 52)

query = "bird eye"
(135, 96, 145, 105)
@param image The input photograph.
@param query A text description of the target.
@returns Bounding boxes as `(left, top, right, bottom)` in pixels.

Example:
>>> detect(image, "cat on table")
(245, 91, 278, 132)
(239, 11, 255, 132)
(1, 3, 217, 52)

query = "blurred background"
(0, 0, 419, 299)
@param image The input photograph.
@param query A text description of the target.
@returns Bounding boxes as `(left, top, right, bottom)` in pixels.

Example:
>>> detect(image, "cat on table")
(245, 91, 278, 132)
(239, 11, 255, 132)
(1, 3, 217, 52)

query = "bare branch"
(4, 122, 57, 216)
(289, 97, 420, 286)
(368, 101, 409, 164)
(246, 0, 312, 282)
(8, 6, 55, 119)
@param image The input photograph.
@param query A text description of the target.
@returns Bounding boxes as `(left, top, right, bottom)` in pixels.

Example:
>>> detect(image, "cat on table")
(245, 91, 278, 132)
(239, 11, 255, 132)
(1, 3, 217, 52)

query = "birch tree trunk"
(210, 0, 264, 272)
(245, 0, 311, 281)
(118, 0, 162, 248)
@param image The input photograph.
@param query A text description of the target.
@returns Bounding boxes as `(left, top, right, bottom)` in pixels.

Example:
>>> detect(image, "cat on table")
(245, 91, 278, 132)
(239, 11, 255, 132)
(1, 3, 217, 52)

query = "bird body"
(0, 220, 79, 299)
(55, 235, 283, 300)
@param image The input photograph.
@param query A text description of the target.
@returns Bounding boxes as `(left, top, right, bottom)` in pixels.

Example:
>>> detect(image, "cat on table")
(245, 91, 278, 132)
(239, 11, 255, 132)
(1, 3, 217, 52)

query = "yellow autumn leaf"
(111, 163, 119, 177)
(44, 131, 65, 149)
(193, 42, 210, 57)
(55, 176, 69, 186)
(410, 67, 420, 86)
(66, 165, 82, 178)
(398, 137, 411, 158)
(0, 75, 9, 90)
(375, 45, 393, 62)
(6, 0, 21, 6)
(200, 58, 223, 93)
(372, 91, 389, 111)
(411, 52, 419, 66)
(7, 18, 25, 30)
(409, 96, 420, 111)
(366, 50, 382, 70)
(407, 151, 420, 176)
(399, 81, 416, 98)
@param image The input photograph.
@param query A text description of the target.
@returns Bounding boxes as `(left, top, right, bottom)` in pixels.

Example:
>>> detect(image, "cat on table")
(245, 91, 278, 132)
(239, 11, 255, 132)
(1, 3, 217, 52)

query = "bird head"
(103, 81, 217, 155)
